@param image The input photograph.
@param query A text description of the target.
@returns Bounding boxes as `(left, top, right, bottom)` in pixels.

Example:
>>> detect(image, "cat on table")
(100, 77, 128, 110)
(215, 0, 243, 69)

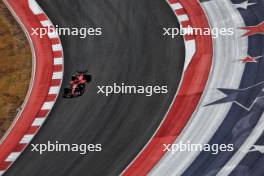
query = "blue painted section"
(183, 0, 264, 175)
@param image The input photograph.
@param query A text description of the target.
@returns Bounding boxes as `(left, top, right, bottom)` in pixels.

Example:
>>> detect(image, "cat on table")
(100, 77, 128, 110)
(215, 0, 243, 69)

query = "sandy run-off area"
(0, 2, 31, 138)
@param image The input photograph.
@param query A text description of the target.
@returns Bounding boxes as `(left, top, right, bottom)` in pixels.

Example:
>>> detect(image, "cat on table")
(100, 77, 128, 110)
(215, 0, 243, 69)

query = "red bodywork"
(70, 73, 87, 95)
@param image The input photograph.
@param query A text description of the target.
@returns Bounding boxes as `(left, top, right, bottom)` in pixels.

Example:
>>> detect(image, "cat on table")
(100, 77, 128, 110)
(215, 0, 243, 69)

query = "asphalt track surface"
(5, 0, 185, 176)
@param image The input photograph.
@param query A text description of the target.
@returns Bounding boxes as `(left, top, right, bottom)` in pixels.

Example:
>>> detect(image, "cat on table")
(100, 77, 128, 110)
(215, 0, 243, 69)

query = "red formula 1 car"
(63, 70, 92, 98)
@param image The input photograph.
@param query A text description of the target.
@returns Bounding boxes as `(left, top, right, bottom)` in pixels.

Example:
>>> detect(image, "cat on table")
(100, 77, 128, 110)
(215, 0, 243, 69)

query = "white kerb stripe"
(54, 57, 63, 65)
(40, 20, 52, 27)
(41, 101, 55, 110)
(49, 86, 61, 94)
(52, 44, 63, 51)
(32, 118, 46, 126)
(19, 134, 34, 144)
(0, 171, 5, 176)
(184, 39, 196, 71)
(52, 72, 63, 79)
(170, 3, 183, 10)
(177, 14, 189, 22)
(5, 152, 21, 162)
(48, 31, 58, 39)
(28, 0, 43, 15)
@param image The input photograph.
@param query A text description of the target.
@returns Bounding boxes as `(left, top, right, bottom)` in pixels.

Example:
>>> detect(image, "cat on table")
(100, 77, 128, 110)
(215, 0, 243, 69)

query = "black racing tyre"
(84, 74, 92, 83)
(78, 84, 86, 95)
(63, 88, 72, 98)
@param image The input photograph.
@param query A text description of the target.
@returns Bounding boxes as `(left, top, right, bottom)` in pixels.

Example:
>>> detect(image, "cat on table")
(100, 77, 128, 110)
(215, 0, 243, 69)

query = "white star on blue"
(233, 0, 257, 10)
(206, 82, 264, 111)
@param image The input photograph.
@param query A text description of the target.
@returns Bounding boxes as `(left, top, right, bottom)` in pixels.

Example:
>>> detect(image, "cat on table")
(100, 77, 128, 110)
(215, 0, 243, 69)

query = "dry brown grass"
(0, 2, 31, 138)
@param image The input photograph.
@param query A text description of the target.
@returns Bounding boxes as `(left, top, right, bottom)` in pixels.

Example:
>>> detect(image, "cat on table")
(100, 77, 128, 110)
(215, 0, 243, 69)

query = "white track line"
(149, 0, 247, 175)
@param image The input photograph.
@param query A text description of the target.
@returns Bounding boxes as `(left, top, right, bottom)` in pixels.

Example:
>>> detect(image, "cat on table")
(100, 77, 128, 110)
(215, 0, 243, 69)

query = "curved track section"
(150, 0, 247, 175)
(217, 0, 264, 175)
(122, 0, 212, 175)
(167, 1, 196, 71)
(181, 0, 264, 175)
(5, 0, 185, 176)
(0, 0, 63, 175)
